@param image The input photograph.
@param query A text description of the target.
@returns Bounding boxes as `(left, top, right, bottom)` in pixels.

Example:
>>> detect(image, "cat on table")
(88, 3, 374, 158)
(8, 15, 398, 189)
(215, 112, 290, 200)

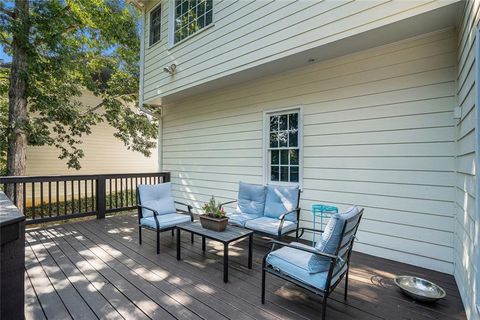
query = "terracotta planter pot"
(199, 215, 229, 232)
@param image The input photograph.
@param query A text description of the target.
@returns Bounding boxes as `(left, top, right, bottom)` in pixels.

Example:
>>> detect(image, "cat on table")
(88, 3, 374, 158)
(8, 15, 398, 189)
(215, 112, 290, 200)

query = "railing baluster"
(109, 179, 112, 209)
(64, 180, 67, 215)
(13, 183, 17, 207)
(22, 183, 26, 215)
(40, 182, 44, 218)
(120, 178, 123, 209)
(77, 180, 81, 213)
(91, 179, 95, 211)
(115, 178, 118, 209)
(71, 180, 75, 214)
(56, 181, 60, 216)
(84, 179, 88, 213)
(48, 181, 52, 217)
(31, 182, 35, 220)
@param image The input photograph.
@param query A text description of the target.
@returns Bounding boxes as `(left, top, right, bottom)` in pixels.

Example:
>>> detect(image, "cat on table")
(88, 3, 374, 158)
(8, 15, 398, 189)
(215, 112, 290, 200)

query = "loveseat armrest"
(174, 201, 194, 221)
(219, 199, 237, 208)
(279, 208, 301, 221)
(137, 204, 160, 228)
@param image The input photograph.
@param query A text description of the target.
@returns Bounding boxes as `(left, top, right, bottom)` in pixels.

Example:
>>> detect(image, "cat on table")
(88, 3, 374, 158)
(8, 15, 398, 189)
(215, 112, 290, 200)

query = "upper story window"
(265, 109, 302, 185)
(173, 0, 213, 44)
(149, 5, 162, 46)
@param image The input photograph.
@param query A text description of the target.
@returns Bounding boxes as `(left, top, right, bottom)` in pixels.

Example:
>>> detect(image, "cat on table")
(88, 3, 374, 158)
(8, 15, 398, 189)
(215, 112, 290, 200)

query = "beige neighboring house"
(26, 90, 159, 176)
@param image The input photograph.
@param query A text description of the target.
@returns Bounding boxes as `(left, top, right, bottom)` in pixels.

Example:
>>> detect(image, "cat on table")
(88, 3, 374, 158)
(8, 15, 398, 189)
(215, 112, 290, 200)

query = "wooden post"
(96, 176, 106, 219)
(164, 172, 171, 183)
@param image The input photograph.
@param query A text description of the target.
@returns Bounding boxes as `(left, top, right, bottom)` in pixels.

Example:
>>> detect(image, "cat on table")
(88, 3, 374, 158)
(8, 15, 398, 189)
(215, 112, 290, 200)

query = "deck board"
(25, 213, 467, 320)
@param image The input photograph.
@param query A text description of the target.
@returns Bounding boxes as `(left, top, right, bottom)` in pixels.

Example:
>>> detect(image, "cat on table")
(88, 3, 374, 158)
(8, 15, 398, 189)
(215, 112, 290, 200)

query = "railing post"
(96, 176, 106, 219)
(164, 172, 171, 183)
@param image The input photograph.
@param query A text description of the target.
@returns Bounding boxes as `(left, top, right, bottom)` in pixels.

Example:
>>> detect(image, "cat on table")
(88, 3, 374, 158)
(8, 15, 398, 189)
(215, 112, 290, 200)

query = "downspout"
(475, 27, 480, 315)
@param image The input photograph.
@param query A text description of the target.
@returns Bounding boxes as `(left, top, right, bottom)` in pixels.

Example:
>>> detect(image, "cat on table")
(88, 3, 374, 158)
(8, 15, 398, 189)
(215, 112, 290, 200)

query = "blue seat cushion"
(266, 242, 347, 290)
(264, 185, 299, 221)
(138, 183, 176, 217)
(236, 182, 266, 216)
(140, 213, 191, 230)
(244, 217, 296, 235)
(226, 212, 261, 227)
(310, 206, 360, 273)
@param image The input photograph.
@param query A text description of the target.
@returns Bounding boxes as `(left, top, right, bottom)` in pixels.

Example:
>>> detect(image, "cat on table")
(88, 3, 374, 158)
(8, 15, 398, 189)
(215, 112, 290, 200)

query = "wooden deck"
(24, 213, 466, 320)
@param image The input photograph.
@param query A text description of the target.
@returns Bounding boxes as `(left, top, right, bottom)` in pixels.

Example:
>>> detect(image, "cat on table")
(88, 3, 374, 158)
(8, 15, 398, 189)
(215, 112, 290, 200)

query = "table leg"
(223, 243, 229, 283)
(202, 236, 206, 252)
(248, 233, 253, 269)
(313, 212, 316, 246)
(176, 228, 181, 260)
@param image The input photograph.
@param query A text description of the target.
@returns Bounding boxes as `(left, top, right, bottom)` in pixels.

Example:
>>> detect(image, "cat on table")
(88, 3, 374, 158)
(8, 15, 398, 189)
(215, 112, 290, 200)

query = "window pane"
(270, 133, 278, 148)
(279, 131, 288, 147)
(174, 0, 212, 44)
(280, 166, 289, 182)
(290, 149, 299, 165)
(289, 130, 298, 147)
(279, 115, 288, 130)
(269, 115, 278, 132)
(290, 166, 299, 182)
(280, 150, 288, 165)
(206, 9, 213, 25)
(289, 113, 298, 130)
(271, 150, 279, 165)
(271, 166, 279, 181)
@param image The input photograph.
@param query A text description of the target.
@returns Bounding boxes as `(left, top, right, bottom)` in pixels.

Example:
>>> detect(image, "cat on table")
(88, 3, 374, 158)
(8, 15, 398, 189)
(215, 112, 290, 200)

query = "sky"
(0, 45, 11, 63)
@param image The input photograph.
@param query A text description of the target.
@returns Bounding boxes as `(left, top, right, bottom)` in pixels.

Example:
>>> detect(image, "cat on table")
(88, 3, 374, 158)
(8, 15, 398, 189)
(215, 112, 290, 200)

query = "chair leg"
(344, 269, 349, 301)
(321, 296, 328, 320)
(191, 232, 194, 244)
(171, 229, 174, 237)
(156, 229, 160, 254)
(261, 269, 266, 304)
(139, 227, 142, 245)
(295, 228, 299, 240)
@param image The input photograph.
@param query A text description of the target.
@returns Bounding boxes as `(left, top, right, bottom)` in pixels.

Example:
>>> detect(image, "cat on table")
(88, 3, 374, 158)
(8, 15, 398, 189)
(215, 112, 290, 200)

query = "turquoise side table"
(311, 204, 338, 245)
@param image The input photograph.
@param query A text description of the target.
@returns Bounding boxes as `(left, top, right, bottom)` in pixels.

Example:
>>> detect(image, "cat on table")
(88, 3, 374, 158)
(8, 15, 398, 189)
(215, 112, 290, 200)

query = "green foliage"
(202, 195, 226, 218)
(0, 0, 158, 170)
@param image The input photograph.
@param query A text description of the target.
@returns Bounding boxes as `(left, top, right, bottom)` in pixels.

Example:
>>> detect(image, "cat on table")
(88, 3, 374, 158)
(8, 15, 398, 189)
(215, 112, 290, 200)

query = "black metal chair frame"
(261, 209, 364, 320)
(220, 188, 302, 239)
(137, 188, 194, 254)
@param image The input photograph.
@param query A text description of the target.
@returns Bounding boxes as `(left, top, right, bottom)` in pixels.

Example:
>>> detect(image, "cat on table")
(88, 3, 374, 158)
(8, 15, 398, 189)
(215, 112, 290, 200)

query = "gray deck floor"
(24, 213, 467, 320)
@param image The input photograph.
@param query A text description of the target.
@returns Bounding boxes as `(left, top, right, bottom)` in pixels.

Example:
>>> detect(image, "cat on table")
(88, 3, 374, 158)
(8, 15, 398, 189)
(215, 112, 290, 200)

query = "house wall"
(161, 29, 457, 274)
(26, 91, 159, 176)
(454, 1, 480, 319)
(142, 0, 460, 102)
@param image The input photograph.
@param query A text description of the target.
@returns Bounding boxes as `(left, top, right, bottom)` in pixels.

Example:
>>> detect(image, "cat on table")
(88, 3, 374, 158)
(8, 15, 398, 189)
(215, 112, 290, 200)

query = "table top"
(177, 221, 253, 243)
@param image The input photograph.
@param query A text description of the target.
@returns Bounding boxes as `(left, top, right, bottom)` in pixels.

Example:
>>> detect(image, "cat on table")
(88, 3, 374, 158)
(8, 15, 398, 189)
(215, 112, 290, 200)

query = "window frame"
(263, 107, 303, 188)
(168, 0, 214, 48)
(148, 3, 162, 47)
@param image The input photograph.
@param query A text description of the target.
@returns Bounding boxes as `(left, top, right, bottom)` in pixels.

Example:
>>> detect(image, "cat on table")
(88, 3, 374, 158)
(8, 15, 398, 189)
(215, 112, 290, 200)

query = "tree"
(0, 0, 159, 207)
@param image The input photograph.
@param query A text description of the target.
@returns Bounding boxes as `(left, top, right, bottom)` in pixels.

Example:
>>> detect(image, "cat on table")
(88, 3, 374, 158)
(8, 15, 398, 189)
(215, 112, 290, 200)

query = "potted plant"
(200, 196, 229, 232)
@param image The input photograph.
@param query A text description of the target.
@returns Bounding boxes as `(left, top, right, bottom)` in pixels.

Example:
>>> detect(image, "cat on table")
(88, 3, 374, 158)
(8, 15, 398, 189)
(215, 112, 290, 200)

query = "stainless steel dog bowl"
(394, 276, 446, 302)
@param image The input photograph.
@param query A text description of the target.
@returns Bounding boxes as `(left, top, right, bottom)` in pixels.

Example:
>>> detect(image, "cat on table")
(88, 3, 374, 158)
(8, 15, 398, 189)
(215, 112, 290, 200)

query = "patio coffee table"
(176, 222, 254, 283)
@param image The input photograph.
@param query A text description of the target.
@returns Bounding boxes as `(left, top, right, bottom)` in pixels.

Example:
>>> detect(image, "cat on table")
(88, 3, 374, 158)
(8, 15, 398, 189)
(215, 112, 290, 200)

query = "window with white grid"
(266, 110, 302, 184)
(149, 5, 162, 46)
(173, 0, 213, 44)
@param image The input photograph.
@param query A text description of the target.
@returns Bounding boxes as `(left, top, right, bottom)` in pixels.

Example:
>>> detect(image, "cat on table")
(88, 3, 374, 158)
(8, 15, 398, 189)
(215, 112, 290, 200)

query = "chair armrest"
(137, 204, 160, 216)
(219, 199, 237, 208)
(297, 227, 324, 239)
(279, 208, 300, 221)
(268, 239, 337, 261)
(137, 205, 160, 228)
(174, 201, 194, 221)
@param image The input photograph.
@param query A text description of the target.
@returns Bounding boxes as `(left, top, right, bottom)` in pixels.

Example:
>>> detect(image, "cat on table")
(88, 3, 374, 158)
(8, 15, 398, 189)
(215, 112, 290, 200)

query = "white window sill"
(168, 23, 214, 50)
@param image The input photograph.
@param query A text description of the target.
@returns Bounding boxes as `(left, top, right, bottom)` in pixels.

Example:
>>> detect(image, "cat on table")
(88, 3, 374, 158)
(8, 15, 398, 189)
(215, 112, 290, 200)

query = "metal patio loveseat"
(221, 182, 301, 239)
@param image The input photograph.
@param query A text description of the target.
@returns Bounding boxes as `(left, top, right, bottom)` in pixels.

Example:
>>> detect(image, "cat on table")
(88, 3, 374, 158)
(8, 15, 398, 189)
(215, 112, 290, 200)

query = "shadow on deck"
(24, 213, 466, 320)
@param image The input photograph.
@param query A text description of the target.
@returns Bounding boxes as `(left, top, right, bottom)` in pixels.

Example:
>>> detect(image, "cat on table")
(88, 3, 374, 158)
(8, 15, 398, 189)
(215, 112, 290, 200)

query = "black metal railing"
(0, 172, 170, 225)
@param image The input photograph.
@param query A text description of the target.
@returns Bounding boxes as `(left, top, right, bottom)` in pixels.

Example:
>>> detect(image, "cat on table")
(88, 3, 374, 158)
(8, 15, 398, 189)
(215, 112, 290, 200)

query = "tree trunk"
(5, 0, 30, 211)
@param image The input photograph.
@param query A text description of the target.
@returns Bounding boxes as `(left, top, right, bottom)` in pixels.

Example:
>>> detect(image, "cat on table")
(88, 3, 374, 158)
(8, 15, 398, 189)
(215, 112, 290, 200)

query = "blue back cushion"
(264, 184, 299, 221)
(308, 206, 360, 273)
(138, 183, 176, 217)
(236, 182, 266, 216)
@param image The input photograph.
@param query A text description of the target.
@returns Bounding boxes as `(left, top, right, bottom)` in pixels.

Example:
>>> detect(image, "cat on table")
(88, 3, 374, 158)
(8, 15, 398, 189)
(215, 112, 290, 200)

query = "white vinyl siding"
(454, 1, 480, 320)
(161, 29, 456, 274)
(142, 0, 459, 103)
